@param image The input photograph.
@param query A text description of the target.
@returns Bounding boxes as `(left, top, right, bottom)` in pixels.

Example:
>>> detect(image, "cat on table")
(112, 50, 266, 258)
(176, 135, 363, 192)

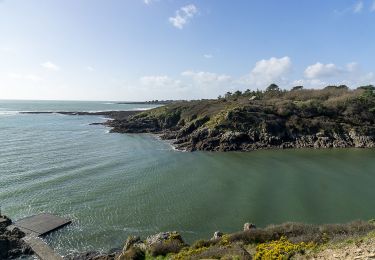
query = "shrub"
(150, 240, 184, 257)
(254, 236, 315, 260)
(120, 246, 145, 260)
(228, 221, 375, 246)
(192, 239, 213, 249)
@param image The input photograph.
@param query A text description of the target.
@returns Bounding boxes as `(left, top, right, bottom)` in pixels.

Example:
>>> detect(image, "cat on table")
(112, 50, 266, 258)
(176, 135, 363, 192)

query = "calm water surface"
(0, 100, 374, 256)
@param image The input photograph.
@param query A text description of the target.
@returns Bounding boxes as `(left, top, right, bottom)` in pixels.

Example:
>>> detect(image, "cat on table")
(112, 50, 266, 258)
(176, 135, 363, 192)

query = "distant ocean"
(1, 100, 375, 256)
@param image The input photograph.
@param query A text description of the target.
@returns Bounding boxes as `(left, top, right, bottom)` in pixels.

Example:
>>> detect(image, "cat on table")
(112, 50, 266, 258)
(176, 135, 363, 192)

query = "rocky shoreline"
(20, 108, 375, 153)
(21, 110, 140, 121)
(0, 215, 33, 259)
(106, 117, 375, 152)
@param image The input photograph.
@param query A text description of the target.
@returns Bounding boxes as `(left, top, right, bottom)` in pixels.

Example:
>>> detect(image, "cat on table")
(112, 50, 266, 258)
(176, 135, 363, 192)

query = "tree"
(324, 85, 348, 90)
(338, 85, 349, 90)
(291, 86, 303, 91)
(266, 83, 280, 92)
(224, 92, 232, 98)
(357, 85, 375, 91)
(234, 90, 242, 96)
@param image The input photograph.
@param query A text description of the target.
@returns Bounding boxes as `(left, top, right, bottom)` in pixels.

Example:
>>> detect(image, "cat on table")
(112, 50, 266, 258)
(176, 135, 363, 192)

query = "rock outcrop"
(105, 88, 375, 152)
(0, 215, 33, 259)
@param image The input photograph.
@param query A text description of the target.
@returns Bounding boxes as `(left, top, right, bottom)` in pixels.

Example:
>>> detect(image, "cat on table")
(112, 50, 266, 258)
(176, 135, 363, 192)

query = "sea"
(1, 100, 375, 256)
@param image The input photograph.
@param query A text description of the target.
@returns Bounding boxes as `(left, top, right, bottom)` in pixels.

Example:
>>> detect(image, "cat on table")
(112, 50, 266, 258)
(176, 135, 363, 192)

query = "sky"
(0, 0, 375, 101)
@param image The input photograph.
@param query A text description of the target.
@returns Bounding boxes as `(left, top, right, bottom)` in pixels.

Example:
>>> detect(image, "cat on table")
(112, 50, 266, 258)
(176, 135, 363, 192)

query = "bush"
(254, 236, 315, 259)
(192, 239, 214, 249)
(120, 246, 145, 260)
(228, 221, 375, 246)
(150, 240, 184, 257)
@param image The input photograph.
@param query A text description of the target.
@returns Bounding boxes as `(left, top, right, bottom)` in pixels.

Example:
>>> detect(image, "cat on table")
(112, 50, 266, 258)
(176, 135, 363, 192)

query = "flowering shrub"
(254, 236, 315, 259)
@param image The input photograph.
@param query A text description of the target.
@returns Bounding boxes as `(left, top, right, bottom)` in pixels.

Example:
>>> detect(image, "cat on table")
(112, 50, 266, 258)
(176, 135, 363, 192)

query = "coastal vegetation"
(107, 85, 375, 151)
(74, 219, 375, 259)
(3, 214, 375, 259)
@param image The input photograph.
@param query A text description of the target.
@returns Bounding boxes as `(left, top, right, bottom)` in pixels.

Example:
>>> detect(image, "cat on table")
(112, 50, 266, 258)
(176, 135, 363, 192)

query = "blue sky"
(0, 0, 375, 101)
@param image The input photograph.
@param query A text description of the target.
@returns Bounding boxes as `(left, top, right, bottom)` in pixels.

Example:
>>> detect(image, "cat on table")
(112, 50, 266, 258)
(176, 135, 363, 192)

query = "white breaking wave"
(131, 107, 157, 111)
(0, 111, 19, 116)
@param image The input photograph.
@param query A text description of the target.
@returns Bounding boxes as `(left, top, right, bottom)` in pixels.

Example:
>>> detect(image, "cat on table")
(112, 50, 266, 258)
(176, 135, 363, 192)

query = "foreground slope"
(107, 86, 375, 151)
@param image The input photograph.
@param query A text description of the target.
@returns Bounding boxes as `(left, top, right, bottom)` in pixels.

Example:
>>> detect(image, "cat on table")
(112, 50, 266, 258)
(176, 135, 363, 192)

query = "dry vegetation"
(132, 220, 375, 259)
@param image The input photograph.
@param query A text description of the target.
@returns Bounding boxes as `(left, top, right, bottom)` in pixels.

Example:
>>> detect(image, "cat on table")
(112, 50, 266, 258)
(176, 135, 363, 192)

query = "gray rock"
(243, 223, 256, 231)
(211, 231, 223, 240)
(145, 231, 183, 247)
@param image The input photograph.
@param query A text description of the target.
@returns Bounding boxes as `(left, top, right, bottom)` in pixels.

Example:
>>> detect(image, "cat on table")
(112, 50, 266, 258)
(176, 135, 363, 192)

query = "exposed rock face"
(145, 231, 184, 247)
(106, 104, 375, 152)
(66, 251, 118, 260)
(0, 215, 33, 259)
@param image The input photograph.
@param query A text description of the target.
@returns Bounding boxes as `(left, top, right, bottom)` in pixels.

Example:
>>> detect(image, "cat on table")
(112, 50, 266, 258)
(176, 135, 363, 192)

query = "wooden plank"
(22, 236, 63, 260)
(13, 213, 71, 236)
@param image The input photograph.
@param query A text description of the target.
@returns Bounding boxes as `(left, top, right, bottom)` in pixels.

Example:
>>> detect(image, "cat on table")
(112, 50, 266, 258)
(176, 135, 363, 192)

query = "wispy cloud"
(181, 70, 231, 84)
(169, 4, 198, 29)
(143, 0, 158, 5)
(86, 66, 95, 72)
(140, 75, 184, 89)
(203, 54, 213, 59)
(9, 73, 43, 81)
(371, 0, 375, 11)
(353, 1, 364, 13)
(334, 1, 367, 15)
(41, 61, 60, 71)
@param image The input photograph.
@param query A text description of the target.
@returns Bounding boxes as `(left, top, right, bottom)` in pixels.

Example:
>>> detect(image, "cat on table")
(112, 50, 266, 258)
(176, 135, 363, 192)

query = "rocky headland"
(105, 85, 375, 152)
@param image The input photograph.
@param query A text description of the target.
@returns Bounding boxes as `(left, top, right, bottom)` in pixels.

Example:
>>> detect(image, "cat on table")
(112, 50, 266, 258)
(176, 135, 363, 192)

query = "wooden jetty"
(8, 213, 71, 260)
(10, 213, 71, 236)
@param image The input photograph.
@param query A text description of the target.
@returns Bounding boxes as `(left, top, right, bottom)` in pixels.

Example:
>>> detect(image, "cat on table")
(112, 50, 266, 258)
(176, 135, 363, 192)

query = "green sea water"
(0, 100, 375, 256)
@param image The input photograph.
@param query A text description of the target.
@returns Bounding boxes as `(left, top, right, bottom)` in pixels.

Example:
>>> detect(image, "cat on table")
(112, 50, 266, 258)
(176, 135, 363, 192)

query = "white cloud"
(304, 62, 341, 79)
(299, 61, 375, 88)
(181, 70, 231, 84)
(140, 75, 184, 89)
(86, 66, 95, 72)
(371, 0, 375, 12)
(41, 61, 60, 71)
(9, 73, 43, 81)
(353, 1, 363, 13)
(203, 54, 213, 59)
(137, 75, 189, 100)
(169, 4, 198, 29)
(239, 56, 292, 88)
(292, 79, 327, 88)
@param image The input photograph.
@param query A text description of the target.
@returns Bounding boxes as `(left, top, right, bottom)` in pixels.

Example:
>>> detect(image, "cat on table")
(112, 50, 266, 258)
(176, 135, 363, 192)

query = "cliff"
(106, 86, 375, 151)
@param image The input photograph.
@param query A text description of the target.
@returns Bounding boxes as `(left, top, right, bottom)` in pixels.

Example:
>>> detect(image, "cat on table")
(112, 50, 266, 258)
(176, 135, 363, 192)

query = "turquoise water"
(1, 101, 375, 256)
